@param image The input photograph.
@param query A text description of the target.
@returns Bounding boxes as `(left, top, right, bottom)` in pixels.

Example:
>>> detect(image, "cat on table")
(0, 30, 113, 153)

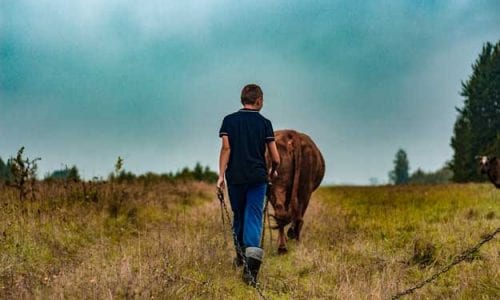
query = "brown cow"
(479, 156, 500, 188)
(266, 130, 325, 254)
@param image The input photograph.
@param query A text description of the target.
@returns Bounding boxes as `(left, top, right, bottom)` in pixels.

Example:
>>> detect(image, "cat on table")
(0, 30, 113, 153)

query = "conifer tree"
(450, 41, 500, 181)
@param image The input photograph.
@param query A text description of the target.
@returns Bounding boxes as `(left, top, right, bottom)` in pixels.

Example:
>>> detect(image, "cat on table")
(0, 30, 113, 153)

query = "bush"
(409, 166, 453, 184)
(45, 165, 81, 182)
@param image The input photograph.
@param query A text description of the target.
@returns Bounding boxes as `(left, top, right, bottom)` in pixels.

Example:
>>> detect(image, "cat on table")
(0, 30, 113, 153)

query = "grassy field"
(0, 181, 498, 299)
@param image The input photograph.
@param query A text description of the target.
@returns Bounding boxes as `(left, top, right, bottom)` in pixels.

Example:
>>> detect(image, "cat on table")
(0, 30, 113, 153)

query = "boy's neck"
(242, 104, 261, 111)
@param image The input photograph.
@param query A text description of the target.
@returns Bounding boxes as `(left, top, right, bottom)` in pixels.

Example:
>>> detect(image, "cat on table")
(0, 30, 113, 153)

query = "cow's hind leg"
(294, 219, 304, 241)
(287, 226, 297, 240)
(287, 219, 303, 240)
(292, 191, 312, 241)
(277, 226, 288, 254)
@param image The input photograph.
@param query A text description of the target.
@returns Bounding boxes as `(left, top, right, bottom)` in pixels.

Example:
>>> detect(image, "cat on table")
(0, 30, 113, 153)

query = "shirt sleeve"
(265, 119, 275, 142)
(219, 117, 229, 138)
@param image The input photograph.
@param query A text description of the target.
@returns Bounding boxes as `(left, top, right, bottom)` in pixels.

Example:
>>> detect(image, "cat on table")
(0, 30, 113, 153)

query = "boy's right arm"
(264, 119, 280, 179)
(267, 141, 280, 179)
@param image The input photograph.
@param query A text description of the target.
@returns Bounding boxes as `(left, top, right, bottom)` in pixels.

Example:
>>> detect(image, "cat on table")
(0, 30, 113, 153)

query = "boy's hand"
(269, 170, 278, 180)
(216, 176, 225, 190)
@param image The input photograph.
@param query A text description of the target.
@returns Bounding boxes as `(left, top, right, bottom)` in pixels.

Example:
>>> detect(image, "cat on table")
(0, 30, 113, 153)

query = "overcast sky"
(1, 0, 499, 184)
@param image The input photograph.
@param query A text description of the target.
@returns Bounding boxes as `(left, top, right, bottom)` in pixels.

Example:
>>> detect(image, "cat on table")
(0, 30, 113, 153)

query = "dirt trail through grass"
(38, 189, 335, 299)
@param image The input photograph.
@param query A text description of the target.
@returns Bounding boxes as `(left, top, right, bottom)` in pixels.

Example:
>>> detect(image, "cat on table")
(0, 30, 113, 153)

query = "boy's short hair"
(241, 84, 263, 105)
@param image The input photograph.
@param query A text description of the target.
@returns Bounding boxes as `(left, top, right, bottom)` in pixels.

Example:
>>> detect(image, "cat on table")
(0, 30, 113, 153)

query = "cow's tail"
(290, 134, 302, 220)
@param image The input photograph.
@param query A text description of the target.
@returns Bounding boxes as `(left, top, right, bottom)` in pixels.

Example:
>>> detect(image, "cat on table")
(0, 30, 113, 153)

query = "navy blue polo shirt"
(219, 108, 275, 185)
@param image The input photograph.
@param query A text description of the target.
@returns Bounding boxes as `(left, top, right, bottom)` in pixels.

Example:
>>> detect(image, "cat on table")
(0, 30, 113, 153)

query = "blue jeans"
(227, 182, 267, 249)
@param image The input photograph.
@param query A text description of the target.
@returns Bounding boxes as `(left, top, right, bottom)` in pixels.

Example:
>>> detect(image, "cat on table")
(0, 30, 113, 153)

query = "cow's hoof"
(287, 227, 297, 240)
(278, 246, 288, 254)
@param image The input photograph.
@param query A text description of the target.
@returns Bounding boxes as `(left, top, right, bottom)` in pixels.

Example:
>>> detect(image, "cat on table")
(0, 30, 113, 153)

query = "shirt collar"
(239, 108, 260, 112)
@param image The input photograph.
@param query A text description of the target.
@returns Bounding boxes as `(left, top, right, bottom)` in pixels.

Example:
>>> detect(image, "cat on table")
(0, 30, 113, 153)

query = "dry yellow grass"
(0, 181, 498, 299)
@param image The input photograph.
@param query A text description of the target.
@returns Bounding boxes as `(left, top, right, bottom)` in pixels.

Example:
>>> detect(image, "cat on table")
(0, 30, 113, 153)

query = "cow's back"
(269, 130, 325, 194)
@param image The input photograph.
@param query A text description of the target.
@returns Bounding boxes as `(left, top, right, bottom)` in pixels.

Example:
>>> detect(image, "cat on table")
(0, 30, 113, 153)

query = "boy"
(217, 84, 280, 286)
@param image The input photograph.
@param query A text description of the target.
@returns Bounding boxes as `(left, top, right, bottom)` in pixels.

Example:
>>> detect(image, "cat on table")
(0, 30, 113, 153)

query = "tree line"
(0, 153, 217, 184)
(108, 162, 218, 183)
(388, 148, 452, 185)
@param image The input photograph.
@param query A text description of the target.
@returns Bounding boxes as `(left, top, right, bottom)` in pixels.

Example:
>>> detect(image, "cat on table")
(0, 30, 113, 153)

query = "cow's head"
(478, 155, 492, 174)
(268, 184, 291, 227)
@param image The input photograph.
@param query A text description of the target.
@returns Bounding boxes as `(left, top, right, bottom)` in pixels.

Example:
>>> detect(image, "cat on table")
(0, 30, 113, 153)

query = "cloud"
(1, 0, 499, 183)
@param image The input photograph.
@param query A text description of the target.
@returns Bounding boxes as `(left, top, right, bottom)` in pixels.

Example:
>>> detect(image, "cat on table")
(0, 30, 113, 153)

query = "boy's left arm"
(217, 135, 230, 189)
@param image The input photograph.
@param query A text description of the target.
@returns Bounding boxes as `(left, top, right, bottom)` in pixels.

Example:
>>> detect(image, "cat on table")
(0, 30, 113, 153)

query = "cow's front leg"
(277, 226, 288, 254)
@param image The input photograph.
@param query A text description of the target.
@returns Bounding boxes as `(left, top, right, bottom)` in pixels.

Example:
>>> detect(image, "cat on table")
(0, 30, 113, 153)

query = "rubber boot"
(242, 247, 263, 287)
